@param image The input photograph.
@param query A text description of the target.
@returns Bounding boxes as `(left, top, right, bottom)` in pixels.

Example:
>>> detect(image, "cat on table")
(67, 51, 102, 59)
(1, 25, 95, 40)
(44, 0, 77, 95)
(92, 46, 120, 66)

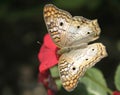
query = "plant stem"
(86, 72, 113, 95)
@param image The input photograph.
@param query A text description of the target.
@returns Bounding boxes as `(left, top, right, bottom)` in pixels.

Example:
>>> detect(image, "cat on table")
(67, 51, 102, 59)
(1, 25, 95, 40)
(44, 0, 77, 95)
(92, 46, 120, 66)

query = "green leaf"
(115, 64, 120, 91)
(80, 68, 108, 95)
(50, 66, 62, 90)
(50, 66, 59, 77)
(55, 79, 62, 90)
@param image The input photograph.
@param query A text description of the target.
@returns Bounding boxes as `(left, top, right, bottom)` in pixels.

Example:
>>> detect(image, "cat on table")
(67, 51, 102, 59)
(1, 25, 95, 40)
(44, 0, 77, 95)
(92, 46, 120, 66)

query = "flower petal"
(44, 34, 57, 50)
(38, 34, 58, 72)
(113, 91, 120, 95)
(38, 70, 57, 95)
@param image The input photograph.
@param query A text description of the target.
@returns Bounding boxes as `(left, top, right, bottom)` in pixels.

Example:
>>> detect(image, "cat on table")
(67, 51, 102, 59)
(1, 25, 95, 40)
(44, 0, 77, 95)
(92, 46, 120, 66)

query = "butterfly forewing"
(44, 4, 72, 48)
(58, 43, 107, 91)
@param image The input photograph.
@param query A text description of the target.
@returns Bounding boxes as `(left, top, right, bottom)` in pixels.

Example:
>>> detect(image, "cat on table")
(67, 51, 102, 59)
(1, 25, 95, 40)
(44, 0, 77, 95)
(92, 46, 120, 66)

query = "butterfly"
(43, 4, 108, 91)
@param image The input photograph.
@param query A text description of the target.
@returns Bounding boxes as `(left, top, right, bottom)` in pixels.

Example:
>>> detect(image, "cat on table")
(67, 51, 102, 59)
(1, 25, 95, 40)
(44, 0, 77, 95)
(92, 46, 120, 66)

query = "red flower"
(38, 34, 59, 95)
(113, 91, 120, 95)
(38, 71, 58, 95)
(38, 34, 59, 72)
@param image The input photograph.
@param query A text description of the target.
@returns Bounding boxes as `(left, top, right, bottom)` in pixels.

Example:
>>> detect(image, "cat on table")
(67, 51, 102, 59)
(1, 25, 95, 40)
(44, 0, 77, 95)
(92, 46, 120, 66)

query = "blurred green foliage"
(0, 0, 120, 95)
(81, 68, 107, 95)
(115, 64, 120, 91)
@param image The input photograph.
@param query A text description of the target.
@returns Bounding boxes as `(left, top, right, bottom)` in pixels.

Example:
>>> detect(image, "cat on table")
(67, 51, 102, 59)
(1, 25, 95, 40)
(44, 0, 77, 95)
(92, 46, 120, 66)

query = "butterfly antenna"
(37, 41, 41, 45)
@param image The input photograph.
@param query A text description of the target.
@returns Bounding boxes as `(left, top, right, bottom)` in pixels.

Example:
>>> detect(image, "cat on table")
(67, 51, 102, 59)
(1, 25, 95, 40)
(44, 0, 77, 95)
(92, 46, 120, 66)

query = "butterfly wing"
(44, 4, 72, 48)
(58, 43, 107, 91)
(44, 4, 101, 48)
(67, 16, 101, 46)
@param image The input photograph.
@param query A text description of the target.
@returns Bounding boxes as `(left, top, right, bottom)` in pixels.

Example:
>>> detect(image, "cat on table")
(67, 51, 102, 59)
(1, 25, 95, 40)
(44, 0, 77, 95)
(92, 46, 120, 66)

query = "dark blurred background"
(0, 0, 120, 95)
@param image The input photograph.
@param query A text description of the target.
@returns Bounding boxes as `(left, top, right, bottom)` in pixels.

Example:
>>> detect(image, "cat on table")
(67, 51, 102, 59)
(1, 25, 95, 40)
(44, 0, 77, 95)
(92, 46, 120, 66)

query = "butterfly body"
(43, 4, 107, 91)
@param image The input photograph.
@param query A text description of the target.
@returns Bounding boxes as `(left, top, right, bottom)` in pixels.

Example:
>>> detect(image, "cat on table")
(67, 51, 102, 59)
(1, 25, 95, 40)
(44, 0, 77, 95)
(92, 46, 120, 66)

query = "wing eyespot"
(72, 67, 76, 70)
(60, 22, 63, 26)
(77, 26, 80, 28)
(87, 32, 90, 34)
(92, 49, 94, 51)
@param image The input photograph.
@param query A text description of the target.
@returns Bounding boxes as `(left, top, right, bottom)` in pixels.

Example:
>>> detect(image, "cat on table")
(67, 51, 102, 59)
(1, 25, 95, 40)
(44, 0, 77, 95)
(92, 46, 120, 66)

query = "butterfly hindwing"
(58, 43, 107, 91)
